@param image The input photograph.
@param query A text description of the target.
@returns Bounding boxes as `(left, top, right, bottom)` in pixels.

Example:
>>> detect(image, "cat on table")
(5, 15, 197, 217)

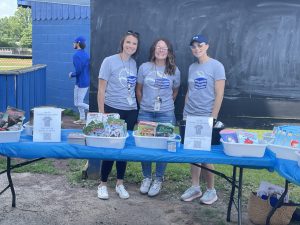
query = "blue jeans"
(138, 110, 176, 181)
(137, 110, 176, 125)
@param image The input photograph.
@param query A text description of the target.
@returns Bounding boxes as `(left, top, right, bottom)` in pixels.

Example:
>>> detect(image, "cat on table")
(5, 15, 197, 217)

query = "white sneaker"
(148, 180, 162, 197)
(200, 188, 218, 205)
(73, 119, 86, 125)
(97, 185, 109, 200)
(140, 178, 152, 194)
(115, 184, 129, 199)
(180, 186, 202, 202)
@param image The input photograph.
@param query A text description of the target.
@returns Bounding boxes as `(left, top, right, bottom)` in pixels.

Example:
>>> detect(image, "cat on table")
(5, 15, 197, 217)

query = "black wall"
(90, 0, 300, 127)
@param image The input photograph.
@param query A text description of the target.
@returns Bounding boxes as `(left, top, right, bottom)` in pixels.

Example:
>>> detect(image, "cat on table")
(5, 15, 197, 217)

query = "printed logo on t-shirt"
(145, 70, 170, 89)
(193, 71, 207, 89)
(119, 67, 136, 88)
(127, 76, 137, 87)
(154, 78, 170, 89)
(194, 77, 207, 89)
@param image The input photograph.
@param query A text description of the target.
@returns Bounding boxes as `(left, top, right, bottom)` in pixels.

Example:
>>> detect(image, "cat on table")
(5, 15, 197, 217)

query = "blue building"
(17, 0, 90, 110)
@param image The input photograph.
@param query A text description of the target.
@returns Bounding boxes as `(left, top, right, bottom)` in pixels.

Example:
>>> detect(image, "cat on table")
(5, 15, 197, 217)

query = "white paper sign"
(184, 116, 213, 151)
(33, 108, 62, 142)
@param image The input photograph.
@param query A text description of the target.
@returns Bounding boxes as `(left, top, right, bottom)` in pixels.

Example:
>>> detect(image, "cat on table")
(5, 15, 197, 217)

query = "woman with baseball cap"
(180, 34, 226, 205)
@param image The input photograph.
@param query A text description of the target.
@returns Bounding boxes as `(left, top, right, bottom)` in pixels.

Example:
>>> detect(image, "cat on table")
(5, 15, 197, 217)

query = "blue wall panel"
(32, 14, 90, 111)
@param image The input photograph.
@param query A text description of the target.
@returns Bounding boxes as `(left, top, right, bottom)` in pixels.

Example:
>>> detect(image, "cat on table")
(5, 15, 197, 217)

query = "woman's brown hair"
(119, 30, 140, 57)
(149, 38, 176, 75)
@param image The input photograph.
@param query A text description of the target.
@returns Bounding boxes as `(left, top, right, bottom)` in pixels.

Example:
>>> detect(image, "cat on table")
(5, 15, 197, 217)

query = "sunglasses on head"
(127, 30, 140, 37)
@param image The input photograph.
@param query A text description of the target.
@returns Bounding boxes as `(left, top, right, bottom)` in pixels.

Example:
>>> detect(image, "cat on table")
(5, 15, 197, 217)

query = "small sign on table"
(184, 116, 213, 151)
(33, 107, 62, 142)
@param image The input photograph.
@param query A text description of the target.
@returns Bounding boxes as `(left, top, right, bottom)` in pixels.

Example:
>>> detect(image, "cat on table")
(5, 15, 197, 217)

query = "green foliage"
(62, 108, 77, 117)
(0, 7, 32, 47)
(20, 25, 32, 48)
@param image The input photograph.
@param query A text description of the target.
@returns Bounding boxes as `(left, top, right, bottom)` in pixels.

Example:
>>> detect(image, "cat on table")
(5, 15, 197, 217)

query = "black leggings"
(100, 104, 138, 182)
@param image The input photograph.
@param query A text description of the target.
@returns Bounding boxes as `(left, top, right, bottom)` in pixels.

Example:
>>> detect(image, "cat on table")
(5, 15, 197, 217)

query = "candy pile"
(0, 106, 25, 131)
(136, 121, 174, 137)
(83, 113, 126, 137)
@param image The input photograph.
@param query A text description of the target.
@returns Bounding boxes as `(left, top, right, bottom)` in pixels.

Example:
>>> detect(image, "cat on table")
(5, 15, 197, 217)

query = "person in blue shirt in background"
(69, 36, 90, 125)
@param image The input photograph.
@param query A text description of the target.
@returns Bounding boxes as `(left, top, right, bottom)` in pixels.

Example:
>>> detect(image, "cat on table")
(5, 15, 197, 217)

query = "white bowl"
(85, 133, 128, 149)
(268, 144, 299, 161)
(0, 129, 23, 143)
(221, 139, 266, 158)
(133, 131, 175, 149)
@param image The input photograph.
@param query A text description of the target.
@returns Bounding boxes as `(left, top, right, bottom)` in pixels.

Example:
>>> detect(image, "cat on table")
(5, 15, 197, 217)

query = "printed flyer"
(33, 107, 62, 142)
(184, 116, 213, 151)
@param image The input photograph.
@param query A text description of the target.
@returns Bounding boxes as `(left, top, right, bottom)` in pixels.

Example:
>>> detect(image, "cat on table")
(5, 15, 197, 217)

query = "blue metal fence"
(0, 64, 46, 121)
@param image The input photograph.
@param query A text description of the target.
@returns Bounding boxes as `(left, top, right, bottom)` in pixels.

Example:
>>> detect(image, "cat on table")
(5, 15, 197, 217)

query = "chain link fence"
(0, 47, 32, 71)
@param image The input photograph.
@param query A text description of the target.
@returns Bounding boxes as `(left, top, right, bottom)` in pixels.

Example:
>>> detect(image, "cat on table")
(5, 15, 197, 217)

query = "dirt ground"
(0, 172, 255, 225)
(0, 115, 275, 225)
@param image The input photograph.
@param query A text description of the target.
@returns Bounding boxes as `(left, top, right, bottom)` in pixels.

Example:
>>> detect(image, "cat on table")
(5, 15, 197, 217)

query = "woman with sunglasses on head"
(97, 30, 139, 200)
(136, 38, 181, 197)
(180, 34, 226, 205)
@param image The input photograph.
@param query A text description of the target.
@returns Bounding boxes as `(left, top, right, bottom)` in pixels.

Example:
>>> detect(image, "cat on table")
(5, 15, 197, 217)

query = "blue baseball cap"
(190, 34, 208, 46)
(74, 36, 86, 44)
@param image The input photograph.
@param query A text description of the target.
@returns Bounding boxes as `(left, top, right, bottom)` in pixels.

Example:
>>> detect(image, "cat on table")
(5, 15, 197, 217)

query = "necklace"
(154, 64, 162, 104)
(120, 54, 132, 94)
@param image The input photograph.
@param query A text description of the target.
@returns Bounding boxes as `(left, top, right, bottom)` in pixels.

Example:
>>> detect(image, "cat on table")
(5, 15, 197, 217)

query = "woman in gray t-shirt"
(97, 31, 139, 200)
(136, 38, 181, 197)
(180, 34, 226, 205)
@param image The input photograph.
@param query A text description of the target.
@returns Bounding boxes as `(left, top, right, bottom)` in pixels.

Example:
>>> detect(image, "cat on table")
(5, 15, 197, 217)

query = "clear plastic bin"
(221, 139, 266, 157)
(268, 144, 299, 161)
(296, 151, 300, 167)
(133, 131, 175, 149)
(85, 133, 128, 149)
(0, 129, 23, 143)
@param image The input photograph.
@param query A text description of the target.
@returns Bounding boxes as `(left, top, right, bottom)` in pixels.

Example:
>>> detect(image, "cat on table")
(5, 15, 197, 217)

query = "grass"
(0, 58, 32, 71)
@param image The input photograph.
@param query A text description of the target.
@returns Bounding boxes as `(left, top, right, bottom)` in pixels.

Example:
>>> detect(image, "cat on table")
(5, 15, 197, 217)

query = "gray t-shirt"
(137, 62, 181, 112)
(183, 58, 226, 117)
(98, 54, 137, 110)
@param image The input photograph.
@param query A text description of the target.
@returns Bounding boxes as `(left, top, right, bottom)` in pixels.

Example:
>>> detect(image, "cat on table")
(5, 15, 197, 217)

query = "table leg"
(237, 167, 244, 225)
(6, 157, 16, 207)
(266, 180, 289, 225)
(227, 166, 237, 222)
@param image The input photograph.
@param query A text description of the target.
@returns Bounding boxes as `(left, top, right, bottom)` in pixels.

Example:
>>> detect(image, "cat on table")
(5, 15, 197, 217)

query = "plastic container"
(221, 139, 267, 157)
(23, 122, 33, 136)
(0, 129, 23, 143)
(133, 131, 176, 149)
(85, 133, 128, 149)
(167, 135, 181, 152)
(268, 144, 299, 161)
(262, 132, 275, 144)
(179, 120, 224, 145)
(296, 151, 300, 167)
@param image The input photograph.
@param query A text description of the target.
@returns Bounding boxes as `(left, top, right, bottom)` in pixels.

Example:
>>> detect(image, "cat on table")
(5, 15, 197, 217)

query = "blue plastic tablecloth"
(274, 159, 300, 186)
(0, 130, 275, 169)
(1, 130, 300, 185)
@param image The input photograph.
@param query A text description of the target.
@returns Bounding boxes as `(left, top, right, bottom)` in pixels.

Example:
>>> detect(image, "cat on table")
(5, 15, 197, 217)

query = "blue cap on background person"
(74, 36, 86, 44)
(190, 34, 208, 46)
